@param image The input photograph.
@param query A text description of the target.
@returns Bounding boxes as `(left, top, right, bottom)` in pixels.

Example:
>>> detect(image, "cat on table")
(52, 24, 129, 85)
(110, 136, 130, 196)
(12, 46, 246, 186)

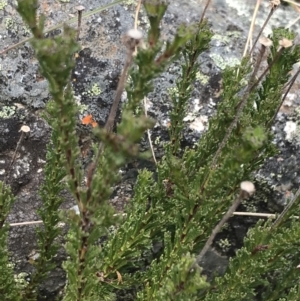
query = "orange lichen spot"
(81, 114, 98, 128)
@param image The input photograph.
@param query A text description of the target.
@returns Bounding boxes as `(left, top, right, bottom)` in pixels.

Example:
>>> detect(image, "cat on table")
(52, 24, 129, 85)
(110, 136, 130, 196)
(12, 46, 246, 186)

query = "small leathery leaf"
(126, 29, 143, 40)
(81, 114, 98, 128)
(20, 125, 30, 133)
(240, 181, 255, 196)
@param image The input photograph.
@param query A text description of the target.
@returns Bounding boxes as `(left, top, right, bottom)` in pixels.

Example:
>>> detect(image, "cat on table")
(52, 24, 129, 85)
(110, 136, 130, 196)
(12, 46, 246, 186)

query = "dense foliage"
(1, 0, 300, 300)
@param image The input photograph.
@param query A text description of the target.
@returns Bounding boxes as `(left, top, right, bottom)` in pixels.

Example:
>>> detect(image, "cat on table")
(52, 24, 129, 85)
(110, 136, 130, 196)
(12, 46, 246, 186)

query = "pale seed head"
(259, 36, 273, 47)
(75, 5, 85, 11)
(279, 38, 293, 48)
(269, 0, 281, 8)
(19, 125, 30, 133)
(240, 181, 256, 196)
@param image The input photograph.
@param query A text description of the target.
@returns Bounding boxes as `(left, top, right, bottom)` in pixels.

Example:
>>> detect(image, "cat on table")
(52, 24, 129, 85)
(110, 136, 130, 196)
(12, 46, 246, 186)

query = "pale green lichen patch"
(8, 260, 28, 287)
(212, 34, 231, 44)
(0, 0, 7, 10)
(212, 31, 241, 44)
(0, 106, 16, 118)
(77, 103, 88, 113)
(196, 71, 209, 85)
(210, 30, 242, 70)
(5, 17, 16, 31)
(91, 83, 101, 96)
(81, 83, 102, 97)
(154, 136, 160, 145)
(122, 0, 139, 12)
(210, 53, 240, 70)
(22, 24, 31, 36)
(74, 96, 88, 113)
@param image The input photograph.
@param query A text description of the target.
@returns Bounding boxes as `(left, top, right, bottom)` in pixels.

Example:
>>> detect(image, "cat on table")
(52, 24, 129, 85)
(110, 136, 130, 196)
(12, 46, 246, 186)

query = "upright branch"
(0, 183, 20, 300)
(87, 0, 210, 293)
(86, 29, 143, 188)
(192, 181, 256, 267)
(168, 19, 213, 154)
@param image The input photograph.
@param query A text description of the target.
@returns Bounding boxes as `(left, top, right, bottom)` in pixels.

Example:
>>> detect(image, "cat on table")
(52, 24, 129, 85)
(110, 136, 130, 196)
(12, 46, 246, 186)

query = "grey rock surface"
(0, 0, 300, 299)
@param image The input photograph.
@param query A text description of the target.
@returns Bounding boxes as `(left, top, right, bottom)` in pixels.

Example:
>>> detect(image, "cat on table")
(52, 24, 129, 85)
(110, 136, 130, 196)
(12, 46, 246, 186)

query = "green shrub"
(1, 0, 300, 300)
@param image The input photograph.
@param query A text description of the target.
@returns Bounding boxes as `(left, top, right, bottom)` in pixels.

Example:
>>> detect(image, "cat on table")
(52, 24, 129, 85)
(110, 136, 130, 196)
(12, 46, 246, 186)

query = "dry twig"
(243, 0, 262, 58)
(0, 0, 124, 56)
(191, 182, 256, 270)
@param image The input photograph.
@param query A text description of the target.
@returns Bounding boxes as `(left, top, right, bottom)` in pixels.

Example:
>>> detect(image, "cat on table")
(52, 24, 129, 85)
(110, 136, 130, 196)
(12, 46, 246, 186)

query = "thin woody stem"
(0, 0, 124, 56)
(208, 46, 284, 173)
(190, 188, 251, 270)
(268, 66, 300, 128)
(249, 5, 278, 56)
(86, 37, 137, 189)
(104, 50, 134, 133)
(76, 7, 84, 41)
(243, 0, 262, 58)
(199, 0, 212, 25)
(4, 131, 25, 185)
